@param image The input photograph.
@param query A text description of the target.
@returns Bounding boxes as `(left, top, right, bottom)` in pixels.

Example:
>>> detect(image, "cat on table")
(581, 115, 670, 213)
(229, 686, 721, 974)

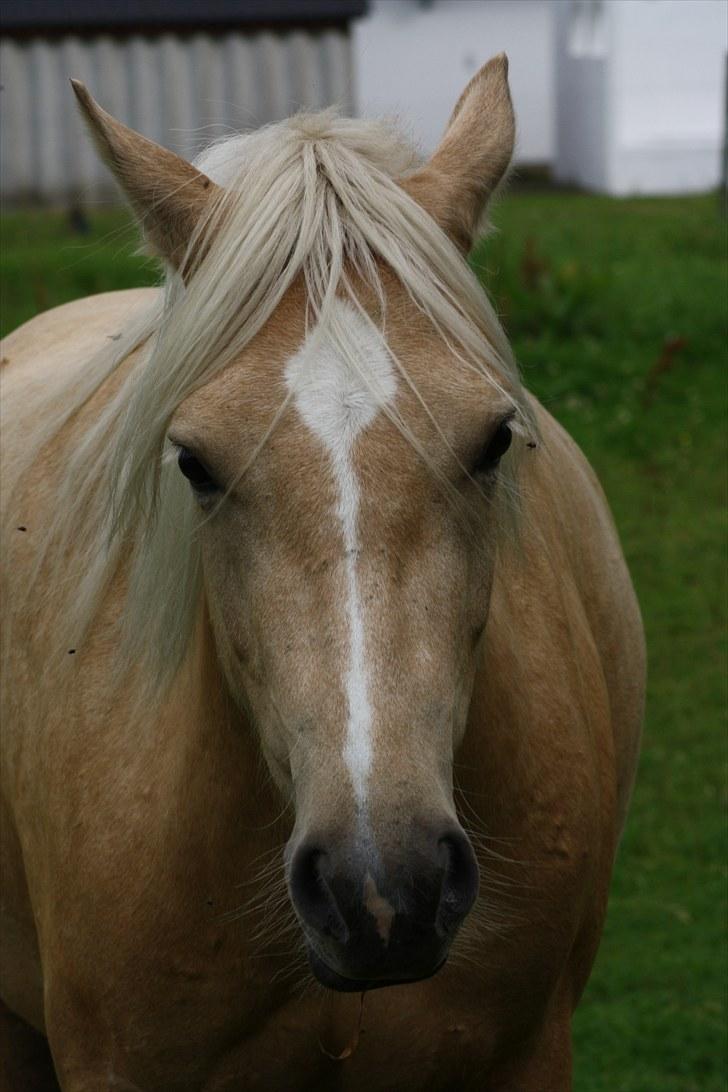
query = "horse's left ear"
(70, 80, 222, 270)
(403, 54, 515, 252)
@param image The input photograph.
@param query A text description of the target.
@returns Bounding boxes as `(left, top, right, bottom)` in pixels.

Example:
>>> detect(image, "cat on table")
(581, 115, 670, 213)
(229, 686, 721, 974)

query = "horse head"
(72, 56, 530, 992)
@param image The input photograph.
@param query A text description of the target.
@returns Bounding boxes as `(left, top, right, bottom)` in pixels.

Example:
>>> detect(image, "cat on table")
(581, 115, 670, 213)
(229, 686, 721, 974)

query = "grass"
(1, 193, 726, 1090)
(478, 192, 727, 1092)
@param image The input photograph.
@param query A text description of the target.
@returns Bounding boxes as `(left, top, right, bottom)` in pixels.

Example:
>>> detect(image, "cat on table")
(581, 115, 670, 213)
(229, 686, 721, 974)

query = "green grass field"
(1, 193, 726, 1090)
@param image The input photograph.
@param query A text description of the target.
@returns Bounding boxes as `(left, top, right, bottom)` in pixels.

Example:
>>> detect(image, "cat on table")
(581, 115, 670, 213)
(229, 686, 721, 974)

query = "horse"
(0, 55, 645, 1091)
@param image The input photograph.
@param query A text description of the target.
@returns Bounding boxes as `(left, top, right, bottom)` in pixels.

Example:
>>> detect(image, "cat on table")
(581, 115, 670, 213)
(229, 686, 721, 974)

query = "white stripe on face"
(285, 299, 398, 809)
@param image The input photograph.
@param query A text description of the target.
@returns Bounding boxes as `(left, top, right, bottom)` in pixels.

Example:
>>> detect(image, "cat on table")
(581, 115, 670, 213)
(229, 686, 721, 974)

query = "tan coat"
(1, 288, 644, 1091)
(0, 57, 645, 1091)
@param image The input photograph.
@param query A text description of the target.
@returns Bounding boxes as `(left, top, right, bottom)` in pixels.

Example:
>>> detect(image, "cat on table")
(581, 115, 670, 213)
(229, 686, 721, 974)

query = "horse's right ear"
(70, 80, 222, 270)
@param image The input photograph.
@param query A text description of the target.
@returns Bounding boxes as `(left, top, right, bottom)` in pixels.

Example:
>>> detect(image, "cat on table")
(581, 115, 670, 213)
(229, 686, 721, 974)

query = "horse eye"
(472, 419, 513, 476)
(176, 447, 219, 494)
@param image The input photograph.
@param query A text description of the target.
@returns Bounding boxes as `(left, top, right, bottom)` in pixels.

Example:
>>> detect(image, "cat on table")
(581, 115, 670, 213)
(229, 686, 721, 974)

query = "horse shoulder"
(526, 400, 646, 831)
(0, 288, 161, 1038)
(462, 397, 645, 1010)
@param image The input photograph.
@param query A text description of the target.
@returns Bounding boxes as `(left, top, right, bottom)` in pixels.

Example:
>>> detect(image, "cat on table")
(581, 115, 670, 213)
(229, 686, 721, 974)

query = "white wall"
(357, 0, 727, 195)
(354, 0, 555, 162)
(555, 0, 727, 194)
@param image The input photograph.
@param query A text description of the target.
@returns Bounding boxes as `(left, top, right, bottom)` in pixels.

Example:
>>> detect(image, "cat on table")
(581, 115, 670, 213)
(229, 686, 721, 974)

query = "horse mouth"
(306, 945, 447, 993)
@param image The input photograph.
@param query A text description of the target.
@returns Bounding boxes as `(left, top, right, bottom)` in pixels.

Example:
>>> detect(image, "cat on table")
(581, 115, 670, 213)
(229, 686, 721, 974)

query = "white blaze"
(285, 300, 397, 807)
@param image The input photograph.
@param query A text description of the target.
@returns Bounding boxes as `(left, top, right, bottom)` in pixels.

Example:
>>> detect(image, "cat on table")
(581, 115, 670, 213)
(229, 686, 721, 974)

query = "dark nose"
(288, 825, 478, 991)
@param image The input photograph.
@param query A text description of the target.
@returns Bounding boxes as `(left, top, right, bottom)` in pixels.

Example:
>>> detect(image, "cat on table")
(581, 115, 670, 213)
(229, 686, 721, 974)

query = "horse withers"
(0, 56, 645, 1090)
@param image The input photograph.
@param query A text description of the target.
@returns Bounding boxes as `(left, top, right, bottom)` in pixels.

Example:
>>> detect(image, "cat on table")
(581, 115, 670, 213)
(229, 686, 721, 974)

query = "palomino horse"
(0, 57, 644, 1090)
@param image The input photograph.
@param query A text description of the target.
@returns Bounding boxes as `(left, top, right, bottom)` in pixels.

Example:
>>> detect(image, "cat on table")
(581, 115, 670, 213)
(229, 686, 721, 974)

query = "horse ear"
(403, 54, 515, 252)
(70, 80, 222, 270)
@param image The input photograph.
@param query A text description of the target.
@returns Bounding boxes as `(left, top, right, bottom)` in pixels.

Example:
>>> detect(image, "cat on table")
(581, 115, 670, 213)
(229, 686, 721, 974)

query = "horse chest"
(197, 987, 496, 1092)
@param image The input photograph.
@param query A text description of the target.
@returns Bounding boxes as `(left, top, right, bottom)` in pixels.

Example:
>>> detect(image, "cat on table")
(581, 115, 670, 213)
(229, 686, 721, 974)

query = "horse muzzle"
(287, 824, 479, 992)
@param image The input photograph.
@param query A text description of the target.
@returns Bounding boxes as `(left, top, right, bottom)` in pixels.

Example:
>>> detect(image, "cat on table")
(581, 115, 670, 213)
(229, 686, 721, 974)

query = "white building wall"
(354, 0, 555, 162)
(555, 0, 727, 195)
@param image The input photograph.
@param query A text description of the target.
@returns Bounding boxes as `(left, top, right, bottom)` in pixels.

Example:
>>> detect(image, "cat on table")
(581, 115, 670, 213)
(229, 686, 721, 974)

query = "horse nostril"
(437, 829, 479, 936)
(289, 843, 348, 943)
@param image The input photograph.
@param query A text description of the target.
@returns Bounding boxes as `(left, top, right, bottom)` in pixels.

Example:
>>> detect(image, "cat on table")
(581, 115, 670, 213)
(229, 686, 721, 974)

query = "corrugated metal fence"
(0, 30, 354, 204)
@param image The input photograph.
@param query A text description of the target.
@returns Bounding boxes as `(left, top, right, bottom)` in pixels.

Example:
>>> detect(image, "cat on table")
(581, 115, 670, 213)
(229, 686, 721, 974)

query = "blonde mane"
(3, 109, 534, 690)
